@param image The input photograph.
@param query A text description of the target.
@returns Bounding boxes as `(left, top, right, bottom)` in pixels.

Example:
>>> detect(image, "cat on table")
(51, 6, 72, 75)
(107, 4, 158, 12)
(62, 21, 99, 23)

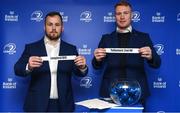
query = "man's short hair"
(45, 11, 63, 24)
(114, 0, 132, 10)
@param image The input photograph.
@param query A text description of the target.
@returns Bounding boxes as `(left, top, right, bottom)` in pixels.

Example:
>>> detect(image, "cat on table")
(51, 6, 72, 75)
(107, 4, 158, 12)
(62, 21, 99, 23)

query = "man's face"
(45, 15, 63, 41)
(115, 5, 132, 30)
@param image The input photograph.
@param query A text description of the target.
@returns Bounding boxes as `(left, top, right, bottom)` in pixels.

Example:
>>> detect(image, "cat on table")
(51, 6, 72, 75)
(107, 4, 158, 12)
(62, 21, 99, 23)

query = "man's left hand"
(74, 55, 87, 69)
(139, 46, 152, 60)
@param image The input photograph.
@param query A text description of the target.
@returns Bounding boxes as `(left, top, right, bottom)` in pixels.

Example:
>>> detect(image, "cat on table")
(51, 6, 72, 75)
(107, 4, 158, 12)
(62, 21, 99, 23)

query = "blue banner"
(0, 0, 180, 112)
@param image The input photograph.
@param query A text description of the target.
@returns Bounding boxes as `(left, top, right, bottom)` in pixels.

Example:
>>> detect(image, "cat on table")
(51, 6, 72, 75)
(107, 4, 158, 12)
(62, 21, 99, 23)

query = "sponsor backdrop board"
(0, 0, 180, 112)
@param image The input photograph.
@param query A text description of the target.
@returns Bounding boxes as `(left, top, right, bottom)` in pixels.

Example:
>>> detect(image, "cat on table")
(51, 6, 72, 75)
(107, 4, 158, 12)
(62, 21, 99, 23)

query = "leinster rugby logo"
(132, 11, 140, 22)
(80, 11, 92, 22)
(80, 76, 92, 88)
(177, 13, 180, 21)
(31, 10, 43, 22)
(3, 43, 16, 55)
(154, 44, 164, 55)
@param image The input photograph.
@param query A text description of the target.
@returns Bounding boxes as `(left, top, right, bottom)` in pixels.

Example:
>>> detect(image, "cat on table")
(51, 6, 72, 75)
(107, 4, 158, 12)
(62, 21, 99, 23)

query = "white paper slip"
(105, 48, 139, 54)
(41, 55, 76, 61)
(75, 98, 119, 110)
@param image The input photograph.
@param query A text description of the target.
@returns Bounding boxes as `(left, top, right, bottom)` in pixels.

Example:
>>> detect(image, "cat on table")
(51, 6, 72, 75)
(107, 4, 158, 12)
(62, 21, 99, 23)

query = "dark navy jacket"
(14, 39, 88, 112)
(92, 29, 161, 100)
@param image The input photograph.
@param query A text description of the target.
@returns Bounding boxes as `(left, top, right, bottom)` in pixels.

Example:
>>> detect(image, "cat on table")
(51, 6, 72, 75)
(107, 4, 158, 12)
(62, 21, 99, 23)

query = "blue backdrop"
(0, 0, 180, 112)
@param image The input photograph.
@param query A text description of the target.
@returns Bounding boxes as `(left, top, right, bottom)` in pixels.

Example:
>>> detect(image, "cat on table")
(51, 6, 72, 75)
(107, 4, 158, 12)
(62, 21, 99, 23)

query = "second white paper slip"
(105, 48, 139, 54)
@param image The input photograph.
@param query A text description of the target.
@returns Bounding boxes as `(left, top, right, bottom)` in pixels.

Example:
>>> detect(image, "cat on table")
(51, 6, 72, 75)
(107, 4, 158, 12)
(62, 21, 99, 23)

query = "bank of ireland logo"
(132, 11, 140, 22)
(176, 48, 180, 55)
(2, 77, 17, 89)
(152, 12, 165, 23)
(154, 44, 164, 55)
(153, 77, 166, 88)
(80, 76, 92, 88)
(3, 43, 16, 55)
(60, 12, 68, 22)
(5, 11, 18, 22)
(104, 12, 115, 23)
(80, 11, 92, 22)
(31, 10, 43, 22)
(78, 44, 91, 55)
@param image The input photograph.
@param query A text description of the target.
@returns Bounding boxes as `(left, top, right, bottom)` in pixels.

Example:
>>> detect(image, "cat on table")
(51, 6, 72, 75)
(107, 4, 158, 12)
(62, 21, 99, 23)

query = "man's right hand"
(94, 48, 106, 62)
(28, 56, 43, 70)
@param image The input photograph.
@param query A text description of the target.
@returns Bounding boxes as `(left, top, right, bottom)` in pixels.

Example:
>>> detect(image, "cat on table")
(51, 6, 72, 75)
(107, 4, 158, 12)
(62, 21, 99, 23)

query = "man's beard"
(45, 31, 60, 41)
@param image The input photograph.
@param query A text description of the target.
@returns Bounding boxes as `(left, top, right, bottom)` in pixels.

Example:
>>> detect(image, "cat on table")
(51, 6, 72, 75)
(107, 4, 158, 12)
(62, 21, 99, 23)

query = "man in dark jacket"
(92, 1, 161, 111)
(14, 11, 88, 112)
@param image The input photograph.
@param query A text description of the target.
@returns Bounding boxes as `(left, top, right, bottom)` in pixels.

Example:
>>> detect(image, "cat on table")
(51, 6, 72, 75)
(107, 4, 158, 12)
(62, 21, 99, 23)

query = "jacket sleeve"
(14, 44, 31, 77)
(145, 34, 161, 68)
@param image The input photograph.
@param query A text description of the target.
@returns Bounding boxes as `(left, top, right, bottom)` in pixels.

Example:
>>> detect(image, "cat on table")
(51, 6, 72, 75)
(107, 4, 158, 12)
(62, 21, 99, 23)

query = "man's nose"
(52, 25, 56, 29)
(120, 14, 125, 19)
